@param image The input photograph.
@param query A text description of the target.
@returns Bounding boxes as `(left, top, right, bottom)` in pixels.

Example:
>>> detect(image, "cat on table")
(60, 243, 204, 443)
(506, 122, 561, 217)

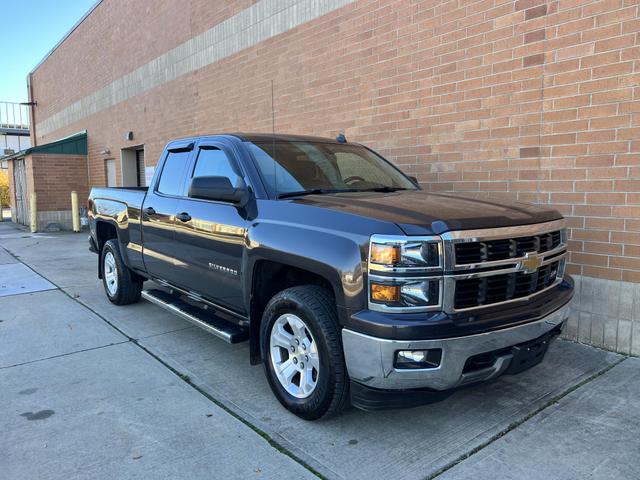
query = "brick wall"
(30, 154, 89, 212)
(8, 153, 89, 230)
(29, 0, 639, 284)
(30, 0, 258, 137)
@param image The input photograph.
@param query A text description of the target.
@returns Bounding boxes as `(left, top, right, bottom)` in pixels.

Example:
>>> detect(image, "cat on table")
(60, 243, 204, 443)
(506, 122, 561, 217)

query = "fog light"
(395, 349, 442, 369)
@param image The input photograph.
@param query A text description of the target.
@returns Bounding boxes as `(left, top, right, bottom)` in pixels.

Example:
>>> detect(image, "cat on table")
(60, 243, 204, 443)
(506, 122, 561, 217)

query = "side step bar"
(141, 289, 249, 344)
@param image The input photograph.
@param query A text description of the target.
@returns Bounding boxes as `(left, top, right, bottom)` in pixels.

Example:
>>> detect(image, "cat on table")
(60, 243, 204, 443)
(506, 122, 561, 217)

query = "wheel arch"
(95, 220, 119, 279)
(247, 259, 341, 365)
(243, 223, 366, 365)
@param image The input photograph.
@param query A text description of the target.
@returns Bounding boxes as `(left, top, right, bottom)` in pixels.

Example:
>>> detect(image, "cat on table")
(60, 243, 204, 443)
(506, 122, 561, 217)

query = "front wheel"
(260, 285, 349, 420)
(101, 239, 143, 305)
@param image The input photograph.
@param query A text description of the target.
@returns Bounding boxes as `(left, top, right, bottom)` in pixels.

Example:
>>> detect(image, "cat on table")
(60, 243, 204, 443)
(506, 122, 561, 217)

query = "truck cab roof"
(168, 133, 352, 146)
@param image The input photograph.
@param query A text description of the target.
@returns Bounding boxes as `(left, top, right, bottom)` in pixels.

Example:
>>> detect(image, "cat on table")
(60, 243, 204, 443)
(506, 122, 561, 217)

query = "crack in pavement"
(425, 355, 628, 479)
(0, 341, 131, 370)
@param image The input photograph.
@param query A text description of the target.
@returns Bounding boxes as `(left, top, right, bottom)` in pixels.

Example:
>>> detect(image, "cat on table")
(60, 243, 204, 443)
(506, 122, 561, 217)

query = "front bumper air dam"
(342, 303, 569, 397)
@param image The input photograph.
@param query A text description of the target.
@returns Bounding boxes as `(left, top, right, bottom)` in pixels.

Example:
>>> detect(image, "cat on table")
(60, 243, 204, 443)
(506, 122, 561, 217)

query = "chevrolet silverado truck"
(88, 133, 573, 420)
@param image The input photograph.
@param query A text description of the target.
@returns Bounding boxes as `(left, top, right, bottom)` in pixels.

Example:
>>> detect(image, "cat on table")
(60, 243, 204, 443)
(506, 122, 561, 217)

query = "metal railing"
(0, 102, 30, 130)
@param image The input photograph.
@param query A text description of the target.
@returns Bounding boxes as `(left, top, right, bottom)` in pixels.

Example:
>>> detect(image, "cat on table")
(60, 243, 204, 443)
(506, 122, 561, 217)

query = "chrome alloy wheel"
(104, 251, 118, 296)
(269, 313, 320, 399)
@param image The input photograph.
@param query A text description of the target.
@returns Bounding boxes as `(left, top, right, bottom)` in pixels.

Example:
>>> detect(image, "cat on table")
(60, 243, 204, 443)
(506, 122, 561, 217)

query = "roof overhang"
(1, 130, 87, 161)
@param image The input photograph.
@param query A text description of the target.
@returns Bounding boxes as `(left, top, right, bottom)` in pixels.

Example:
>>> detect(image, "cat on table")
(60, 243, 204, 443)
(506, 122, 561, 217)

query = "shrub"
(0, 170, 9, 207)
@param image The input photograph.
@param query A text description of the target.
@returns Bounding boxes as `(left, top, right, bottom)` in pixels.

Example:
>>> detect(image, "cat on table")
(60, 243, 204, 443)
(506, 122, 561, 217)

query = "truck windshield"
(246, 141, 417, 198)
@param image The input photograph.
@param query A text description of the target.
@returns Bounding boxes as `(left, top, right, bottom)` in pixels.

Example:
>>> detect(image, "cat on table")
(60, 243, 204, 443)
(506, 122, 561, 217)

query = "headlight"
(369, 235, 442, 272)
(369, 278, 442, 311)
(370, 243, 401, 265)
(368, 235, 444, 312)
(370, 283, 400, 303)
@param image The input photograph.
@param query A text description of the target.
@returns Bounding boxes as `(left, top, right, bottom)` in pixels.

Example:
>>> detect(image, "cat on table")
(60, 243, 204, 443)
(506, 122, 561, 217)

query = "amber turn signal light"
(370, 244, 400, 265)
(370, 283, 400, 303)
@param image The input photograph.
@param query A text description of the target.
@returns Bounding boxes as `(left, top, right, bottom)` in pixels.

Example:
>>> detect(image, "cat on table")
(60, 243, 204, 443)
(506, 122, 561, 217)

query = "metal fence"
(0, 102, 30, 130)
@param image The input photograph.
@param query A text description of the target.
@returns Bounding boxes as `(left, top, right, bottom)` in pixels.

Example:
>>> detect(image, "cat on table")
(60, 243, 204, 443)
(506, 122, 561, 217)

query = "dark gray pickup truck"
(88, 133, 574, 420)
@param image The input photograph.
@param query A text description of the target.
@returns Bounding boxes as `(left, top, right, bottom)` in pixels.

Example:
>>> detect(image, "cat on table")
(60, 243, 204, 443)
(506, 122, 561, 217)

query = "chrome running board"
(142, 289, 249, 344)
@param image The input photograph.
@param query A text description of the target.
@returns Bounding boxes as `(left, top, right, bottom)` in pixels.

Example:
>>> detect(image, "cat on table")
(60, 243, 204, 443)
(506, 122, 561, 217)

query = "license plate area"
(506, 330, 556, 375)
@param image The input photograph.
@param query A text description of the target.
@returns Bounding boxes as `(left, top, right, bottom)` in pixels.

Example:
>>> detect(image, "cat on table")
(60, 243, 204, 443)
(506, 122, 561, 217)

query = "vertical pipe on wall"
(71, 191, 80, 232)
(27, 73, 36, 145)
(30, 192, 37, 233)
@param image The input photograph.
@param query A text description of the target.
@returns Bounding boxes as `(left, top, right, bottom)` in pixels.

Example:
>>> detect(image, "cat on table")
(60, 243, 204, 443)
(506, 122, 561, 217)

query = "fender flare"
(243, 222, 366, 364)
(91, 198, 133, 277)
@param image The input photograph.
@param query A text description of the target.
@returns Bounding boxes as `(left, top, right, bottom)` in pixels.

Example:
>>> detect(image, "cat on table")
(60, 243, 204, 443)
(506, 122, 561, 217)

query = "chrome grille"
(454, 260, 561, 309)
(454, 230, 562, 265)
(442, 219, 567, 312)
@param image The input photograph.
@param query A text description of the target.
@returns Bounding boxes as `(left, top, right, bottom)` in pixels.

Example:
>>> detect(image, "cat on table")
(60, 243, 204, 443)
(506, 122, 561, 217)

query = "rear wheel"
(260, 285, 349, 420)
(101, 239, 143, 305)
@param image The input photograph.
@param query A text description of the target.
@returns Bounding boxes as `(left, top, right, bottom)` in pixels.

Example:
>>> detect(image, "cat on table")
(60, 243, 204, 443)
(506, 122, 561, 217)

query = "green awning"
(3, 131, 87, 160)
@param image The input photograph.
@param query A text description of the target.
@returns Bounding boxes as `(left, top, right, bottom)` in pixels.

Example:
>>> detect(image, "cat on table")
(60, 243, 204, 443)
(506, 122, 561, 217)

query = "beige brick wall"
(8, 153, 89, 230)
(30, 154, 89, 212)
(29, 0, 639, 284)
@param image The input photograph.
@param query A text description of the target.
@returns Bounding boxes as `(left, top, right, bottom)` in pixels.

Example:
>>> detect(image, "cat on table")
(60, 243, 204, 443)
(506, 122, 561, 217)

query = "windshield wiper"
(358, 186, 409, 193)
(277, 186, 409, 199)
(277, 188, 359, 199)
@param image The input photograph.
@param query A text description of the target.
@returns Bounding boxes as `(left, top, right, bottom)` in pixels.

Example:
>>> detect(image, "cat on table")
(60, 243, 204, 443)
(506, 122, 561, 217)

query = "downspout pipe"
(27, 73, 36, 146)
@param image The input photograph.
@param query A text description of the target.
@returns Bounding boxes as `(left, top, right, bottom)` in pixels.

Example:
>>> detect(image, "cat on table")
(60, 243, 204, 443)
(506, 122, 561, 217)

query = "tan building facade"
(23, 0, 640, 352)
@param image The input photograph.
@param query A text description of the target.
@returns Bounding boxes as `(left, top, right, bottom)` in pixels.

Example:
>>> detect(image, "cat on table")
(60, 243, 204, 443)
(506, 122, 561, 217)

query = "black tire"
(260, 285, 349, 420)
(101, 239, 143, 305)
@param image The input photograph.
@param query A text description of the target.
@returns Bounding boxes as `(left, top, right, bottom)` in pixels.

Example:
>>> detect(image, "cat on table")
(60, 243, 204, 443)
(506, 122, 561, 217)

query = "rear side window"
(157, 150, 191, 196)
(192, 147, 242, 187)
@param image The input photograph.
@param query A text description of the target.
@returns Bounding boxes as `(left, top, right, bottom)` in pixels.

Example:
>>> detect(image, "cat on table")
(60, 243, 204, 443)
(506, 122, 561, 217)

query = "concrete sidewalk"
(0, 223, 316, 480)
(1, 221, 638, 479)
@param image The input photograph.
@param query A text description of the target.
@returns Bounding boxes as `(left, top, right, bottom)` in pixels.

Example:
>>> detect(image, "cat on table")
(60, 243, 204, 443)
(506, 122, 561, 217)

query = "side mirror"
(188, 176, 248, 205)
(408, 175, 419, 185)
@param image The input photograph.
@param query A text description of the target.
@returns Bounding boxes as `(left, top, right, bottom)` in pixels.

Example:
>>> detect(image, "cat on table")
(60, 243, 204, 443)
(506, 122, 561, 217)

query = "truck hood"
(291, 190, 562, 235)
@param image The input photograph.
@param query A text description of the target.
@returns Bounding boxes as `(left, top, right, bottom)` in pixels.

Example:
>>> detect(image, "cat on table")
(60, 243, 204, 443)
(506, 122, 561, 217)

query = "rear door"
(141, 142, 194, 281)
(172, 140, 248, 314)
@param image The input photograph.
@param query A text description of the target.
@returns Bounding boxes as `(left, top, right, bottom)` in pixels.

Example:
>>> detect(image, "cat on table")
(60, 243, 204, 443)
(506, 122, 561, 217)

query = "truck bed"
(89, 187, 148, 211)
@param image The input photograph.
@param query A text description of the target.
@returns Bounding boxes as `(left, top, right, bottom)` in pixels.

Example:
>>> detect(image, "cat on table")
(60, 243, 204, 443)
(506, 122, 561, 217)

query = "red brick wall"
(30, 0, 258, 136)
(30, 0, 640, 282)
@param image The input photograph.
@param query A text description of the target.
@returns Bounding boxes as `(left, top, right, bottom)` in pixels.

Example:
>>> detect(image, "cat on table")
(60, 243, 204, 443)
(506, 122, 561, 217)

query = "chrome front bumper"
(342, 303, 569, 391)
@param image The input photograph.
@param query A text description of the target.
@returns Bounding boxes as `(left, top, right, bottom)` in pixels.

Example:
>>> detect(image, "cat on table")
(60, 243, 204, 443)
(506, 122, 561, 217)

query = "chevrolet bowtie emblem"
(520, 252, 543, 274)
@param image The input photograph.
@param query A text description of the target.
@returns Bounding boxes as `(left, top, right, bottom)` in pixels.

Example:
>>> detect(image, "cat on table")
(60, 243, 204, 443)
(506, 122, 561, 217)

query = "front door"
(105, 159, 117, 187)
(172, 142, 248, 314)
(141, 145, 193, 281)
(136, 149, 146, 186)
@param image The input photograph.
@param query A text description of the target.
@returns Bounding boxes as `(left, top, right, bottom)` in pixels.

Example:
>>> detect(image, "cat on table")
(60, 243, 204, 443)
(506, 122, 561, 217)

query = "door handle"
(176, 212, 191, 222)
(144, 207, 156, 216)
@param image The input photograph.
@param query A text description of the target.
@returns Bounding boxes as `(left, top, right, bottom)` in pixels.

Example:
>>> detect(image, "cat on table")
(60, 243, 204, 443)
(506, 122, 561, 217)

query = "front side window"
(246, 141, 416, 197)
(157, 150, 191, 196)
(192, 147, 241, 187)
